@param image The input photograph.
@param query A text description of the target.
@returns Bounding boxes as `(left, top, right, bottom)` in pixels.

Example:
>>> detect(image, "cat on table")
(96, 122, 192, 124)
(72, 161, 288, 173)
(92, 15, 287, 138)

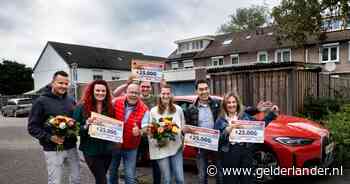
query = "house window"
(348, 41, 350, 62)
(171, 62, 179, 69)
(305, 48, 309, 63)
(320, 43, 339, 63)
(93, 75, 103, 80)
(178, 43, 189, 53)
(275, 49, 291, 63)
(322, 19, 342, 31)
(346, 18, 350, 29)
(222, 39, 232, 45)
(183, 60, 194, 68)
(192, 40, 203, 50)
(230, 54, 239, 64)
(257, 51, 268, 63)
(112, 76, 120, 80)
(211, 56, 224, 66)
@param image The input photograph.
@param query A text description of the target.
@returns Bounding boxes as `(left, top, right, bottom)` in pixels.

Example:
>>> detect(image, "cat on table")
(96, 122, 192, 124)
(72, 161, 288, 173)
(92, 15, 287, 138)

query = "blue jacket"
(27, 85, 76, 151)
(214, 109, 276, 152)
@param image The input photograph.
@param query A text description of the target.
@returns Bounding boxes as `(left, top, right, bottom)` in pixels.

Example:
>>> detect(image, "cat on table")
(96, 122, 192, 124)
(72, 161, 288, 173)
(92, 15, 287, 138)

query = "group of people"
(27, 70, 279, 184)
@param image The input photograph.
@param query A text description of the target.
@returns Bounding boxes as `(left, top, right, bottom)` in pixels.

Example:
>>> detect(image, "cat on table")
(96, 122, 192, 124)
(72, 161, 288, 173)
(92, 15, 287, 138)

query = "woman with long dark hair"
(214, 92, 278, 184)
(73, 80, 114, 184)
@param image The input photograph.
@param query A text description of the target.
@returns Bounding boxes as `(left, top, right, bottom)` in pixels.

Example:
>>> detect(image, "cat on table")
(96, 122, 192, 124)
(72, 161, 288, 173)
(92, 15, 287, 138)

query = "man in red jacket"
(109, 83, 149, 184)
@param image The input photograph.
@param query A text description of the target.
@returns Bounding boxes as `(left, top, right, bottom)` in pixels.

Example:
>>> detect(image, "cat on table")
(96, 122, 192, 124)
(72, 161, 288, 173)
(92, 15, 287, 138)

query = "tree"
(217, 5, 270, 33)
(0, 60, 34, 95)
(272, 0, 350, 47)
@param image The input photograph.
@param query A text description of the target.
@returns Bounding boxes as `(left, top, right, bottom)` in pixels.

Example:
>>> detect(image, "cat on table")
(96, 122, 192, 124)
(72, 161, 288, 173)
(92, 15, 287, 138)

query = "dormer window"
(175, 36, 214, 54)
(192, 40, 203, 50)
(222, 39, 232, 45)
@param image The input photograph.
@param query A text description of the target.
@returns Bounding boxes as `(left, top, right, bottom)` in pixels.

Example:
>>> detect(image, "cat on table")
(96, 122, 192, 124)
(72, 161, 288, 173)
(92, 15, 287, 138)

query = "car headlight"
(274, 137, 314, 146)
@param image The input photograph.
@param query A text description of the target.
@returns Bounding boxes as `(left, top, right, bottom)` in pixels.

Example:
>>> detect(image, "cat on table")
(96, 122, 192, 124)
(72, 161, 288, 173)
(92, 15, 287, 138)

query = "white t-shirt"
(148, 104, 185, 160)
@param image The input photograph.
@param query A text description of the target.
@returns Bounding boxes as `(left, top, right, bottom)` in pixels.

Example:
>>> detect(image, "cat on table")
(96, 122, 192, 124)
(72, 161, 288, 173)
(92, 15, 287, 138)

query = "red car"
(173, 96, 335, 182)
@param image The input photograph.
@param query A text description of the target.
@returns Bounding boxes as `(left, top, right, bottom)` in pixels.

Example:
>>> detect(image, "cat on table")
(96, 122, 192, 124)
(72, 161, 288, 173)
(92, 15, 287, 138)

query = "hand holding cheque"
(88, 112, 124, 143)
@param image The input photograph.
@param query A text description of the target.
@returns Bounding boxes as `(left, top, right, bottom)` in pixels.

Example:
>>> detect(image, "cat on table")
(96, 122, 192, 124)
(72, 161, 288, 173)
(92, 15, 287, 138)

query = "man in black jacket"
(28, 71, 80, 184)
(184, 79, 222, 184)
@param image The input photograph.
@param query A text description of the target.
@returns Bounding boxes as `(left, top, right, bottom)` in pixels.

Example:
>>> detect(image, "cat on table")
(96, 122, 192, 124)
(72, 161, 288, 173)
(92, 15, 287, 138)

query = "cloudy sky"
(0, 0, 280, 67)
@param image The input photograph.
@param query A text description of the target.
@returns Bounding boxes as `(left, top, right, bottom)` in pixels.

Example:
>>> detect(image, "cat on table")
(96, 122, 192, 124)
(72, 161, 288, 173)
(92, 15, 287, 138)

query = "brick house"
(165, 27, 350, 86)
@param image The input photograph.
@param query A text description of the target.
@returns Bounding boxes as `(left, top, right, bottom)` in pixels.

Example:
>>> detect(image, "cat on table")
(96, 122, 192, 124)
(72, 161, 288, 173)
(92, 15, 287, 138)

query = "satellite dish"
(324, 62, 336, 72)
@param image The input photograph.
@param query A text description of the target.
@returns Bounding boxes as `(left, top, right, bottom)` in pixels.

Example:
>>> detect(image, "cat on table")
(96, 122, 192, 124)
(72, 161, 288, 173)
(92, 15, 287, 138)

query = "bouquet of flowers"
(148, 116, 179, 148)
(47, 115, 79, 151)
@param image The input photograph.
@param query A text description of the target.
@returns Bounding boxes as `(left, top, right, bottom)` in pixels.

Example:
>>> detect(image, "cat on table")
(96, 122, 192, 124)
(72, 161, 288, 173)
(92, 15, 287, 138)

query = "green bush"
(325, 104, 350, 166)
(301, 96, 350, 166)
(301, 96, 345, 121)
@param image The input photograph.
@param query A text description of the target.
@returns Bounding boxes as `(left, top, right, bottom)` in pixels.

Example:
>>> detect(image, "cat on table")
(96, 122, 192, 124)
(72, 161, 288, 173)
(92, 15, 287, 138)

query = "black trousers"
(84, 154, 112, 184)
(220, 144, 255, 184)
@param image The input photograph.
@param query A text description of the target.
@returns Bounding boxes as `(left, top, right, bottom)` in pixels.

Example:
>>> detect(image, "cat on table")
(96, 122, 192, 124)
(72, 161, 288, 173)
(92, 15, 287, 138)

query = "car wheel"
(253, 147, 279, 183)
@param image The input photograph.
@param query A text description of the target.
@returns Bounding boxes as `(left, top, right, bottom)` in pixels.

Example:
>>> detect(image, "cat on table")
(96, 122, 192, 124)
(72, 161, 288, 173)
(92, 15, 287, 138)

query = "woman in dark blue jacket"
(214, 92, 278, 184)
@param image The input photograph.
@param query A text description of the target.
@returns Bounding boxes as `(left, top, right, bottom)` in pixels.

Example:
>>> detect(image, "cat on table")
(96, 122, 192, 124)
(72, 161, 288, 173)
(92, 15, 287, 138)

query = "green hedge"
(326, 104, 350, 165)
(301, 96, 350, 166)
(301, 96, 346, 121)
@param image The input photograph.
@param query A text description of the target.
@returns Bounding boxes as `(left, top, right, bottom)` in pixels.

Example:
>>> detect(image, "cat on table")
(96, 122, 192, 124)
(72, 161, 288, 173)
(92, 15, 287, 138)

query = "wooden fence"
(206, 62, 350, 115)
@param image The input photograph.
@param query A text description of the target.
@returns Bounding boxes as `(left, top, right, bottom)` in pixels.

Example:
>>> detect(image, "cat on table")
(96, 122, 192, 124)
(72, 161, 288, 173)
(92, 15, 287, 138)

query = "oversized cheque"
(184, 125, 220, 151)
(88, 112, 124, 143)
(229, 120, 265, 143)
(131, 60, 164, 82)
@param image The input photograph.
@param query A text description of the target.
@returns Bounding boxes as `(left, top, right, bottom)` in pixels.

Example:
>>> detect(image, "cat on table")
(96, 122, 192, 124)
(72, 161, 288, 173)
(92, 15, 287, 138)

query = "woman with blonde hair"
(214, 92, 278, 184)
(147, 84, 188, 184)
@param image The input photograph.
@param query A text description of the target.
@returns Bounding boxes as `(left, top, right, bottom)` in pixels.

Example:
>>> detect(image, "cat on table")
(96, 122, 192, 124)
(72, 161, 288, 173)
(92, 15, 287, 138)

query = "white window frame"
(222, 39, 232, 45)
(171, 62, 179, 70)
(305, 48, 309, 63)
(93, 74, 103, 80)
(92, 70, 103, 80)
(257, 51, 269, 63)
(183, 60, 194, 68)
(275, 49, 291, 63)
(319, 43, 340, 63)
(211, 56, 224, 66)
(230, 54, 239, 65)
(348, 41, 350, 62)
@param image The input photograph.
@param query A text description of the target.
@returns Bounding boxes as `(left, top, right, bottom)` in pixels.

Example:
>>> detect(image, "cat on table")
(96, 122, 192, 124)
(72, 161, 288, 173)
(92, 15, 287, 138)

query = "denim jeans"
(196, 149, 223, 184)
(157, 149, 184, 184)
(43, 148, 80, 184)
(151, 160, 161, 184)
(109, 149, 138, 184)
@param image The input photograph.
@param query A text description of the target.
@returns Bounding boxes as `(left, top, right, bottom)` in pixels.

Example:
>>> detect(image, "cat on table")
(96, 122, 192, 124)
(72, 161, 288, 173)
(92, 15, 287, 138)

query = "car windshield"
(18, 99, 32, 105)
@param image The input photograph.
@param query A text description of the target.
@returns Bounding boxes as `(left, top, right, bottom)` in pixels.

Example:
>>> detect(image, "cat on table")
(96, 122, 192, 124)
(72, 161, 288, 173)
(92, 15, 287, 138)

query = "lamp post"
(71, 62, 78, 102)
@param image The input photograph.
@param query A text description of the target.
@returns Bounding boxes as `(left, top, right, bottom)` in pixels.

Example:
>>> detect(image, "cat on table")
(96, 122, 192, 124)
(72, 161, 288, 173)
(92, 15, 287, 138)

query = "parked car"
(174, 96, 335, 182)
(1, 98, 32, 117)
